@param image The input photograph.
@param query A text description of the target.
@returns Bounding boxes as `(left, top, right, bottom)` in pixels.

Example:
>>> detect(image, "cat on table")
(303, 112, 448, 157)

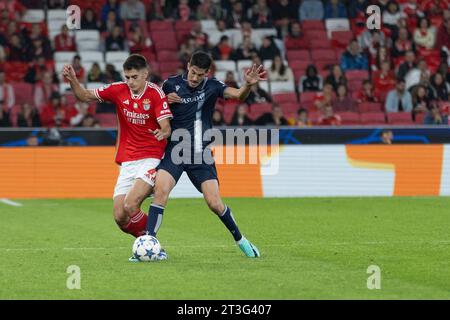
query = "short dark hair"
(123, 54, 148, 71)
(190, 51, 213, 70)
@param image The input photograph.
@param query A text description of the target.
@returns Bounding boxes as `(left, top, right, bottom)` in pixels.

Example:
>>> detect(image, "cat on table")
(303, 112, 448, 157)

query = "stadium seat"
(157, 50, 179, 62)
(311, 49, 337, 61)
(338, 112, 360, 125)
(346, 70, 369, 81)
(331, 30, 355, 48)
(237, 60, 253, 72)
(200, 20, 217, 31)
(48, 9, 67, 20)
(348, 79, 364, 92)
(270, 81, 296, 94)
(3, 62, 28, 82)
(79, 51, 104, 63)
(304, 30, 328, 41)
(386, 112, 414, 124)
(301, 20, 325, 30)
(215, 61, 236, 72)
(359, 112, 386, 125)
(75, 30, 101, 51)
(310, 39, 333, 49)
(105, 51, 130, 64)
(249, 103, 273, 120)
(358, 102, 383, 113)
(415, 113, 426, 125)
(159, 62, 181, 74)
(149, 20, 174, 32)
(286, 50, 311, 61)
(300, 92, 317, 104)
(174, 20, 195, 31)
(11, 83, 33, 105)
(272, 93, 298, 104)
(54, 51, 77, 63)
(151, 32, 178, 50)
(222, 103, 239, 124)
(325, 18, 351, 38)
(22, 9, 45, 23)
(59, 83, 72, 94)
(290, 60, 311, 73)
(279, 102, 300, 114)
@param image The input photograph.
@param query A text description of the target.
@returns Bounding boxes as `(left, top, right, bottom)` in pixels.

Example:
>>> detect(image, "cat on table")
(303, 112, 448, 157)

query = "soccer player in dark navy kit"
(146, 51, 266, 258)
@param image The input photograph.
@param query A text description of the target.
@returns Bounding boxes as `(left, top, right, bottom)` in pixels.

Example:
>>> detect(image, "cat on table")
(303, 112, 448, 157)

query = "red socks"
(120, 210, 148, 237)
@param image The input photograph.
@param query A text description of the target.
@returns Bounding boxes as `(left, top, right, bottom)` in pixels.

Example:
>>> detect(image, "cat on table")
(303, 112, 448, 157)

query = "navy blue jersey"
(162, 74, 228, 152)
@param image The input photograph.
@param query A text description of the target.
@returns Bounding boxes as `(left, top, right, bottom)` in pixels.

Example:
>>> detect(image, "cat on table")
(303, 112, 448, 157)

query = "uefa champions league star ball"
(132, 235, 161, 261)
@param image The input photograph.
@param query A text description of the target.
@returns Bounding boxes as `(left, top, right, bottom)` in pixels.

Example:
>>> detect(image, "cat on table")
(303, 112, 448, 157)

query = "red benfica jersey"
(93, 81, 172, 164)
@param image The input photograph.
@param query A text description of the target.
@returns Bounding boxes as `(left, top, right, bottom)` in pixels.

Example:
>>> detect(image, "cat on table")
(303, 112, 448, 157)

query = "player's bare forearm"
(224, 83, 252, 101)
(62, 64, 97, 103)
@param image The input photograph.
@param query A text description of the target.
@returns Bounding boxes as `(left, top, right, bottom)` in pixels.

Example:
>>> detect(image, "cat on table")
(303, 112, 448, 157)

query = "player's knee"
(206, 197, 224, 215)
(123, 198, 140, 215)
(113, 206, 128, 227)
(153, 184, 170, 205)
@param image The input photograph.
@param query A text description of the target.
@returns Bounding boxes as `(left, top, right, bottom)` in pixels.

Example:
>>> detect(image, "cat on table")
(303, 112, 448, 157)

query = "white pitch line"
(0, 199, 23, 207)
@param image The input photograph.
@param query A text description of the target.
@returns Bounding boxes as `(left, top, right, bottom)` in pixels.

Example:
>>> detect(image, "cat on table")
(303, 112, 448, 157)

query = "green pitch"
(0, 197, 449, 299)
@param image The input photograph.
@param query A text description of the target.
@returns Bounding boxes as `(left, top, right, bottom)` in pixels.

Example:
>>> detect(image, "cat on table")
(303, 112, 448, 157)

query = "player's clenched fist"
(62, 64, 77, 82)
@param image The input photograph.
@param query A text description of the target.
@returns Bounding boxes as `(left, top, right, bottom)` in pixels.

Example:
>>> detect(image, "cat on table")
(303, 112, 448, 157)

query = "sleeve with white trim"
(149, 83, 173, 122)
(92, 83, 118, 103)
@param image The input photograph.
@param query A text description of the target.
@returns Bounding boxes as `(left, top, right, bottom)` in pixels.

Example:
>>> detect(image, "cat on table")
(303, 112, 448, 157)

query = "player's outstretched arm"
(62, 64, 98, 103)
(224, 64, 267, 101)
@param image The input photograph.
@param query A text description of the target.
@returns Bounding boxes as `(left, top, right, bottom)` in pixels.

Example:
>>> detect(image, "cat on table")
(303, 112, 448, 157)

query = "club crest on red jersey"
(143, 99, 151, 111)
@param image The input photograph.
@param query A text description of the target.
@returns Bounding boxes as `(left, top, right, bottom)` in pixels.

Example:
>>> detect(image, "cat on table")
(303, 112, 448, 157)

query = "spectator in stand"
(67, 101, 95, 127)
(376, 0, 391, 12)
(438, 61, 450, 83)
(424, 102, 449, 125)
(47, 0, 66, 9)
(0, 0, 25, 20)
(16, 102, 41, 127)
(25, 55, 50, 84)
(87, 63, 106, 83)
(0, 104, 11, 127)
(105, 25, 126, 51)
(411, 84, 432, 117)
(224, 71, 239, 88)
(299, 0, 324, 21)
(127, 24, 152, 54)
(259, 36, 281, 61)
(196, 0, 220, 20)
(436, 18, 450, 53)
(383, 1, 406, 30)
(314, 82, 335, 111)
(40, 91, 70, 127)
(325, 64, 347, 92)
(348, 0, 369, 18)
(81, 8, 99, 30)
(392, 27, 415, 58)
(271, 0, 298, 38)
(332, 84, 356, 112)
(226, 1, 245, 29)
(148, 64, 162, 86)
(175, 0, 194, 21)
(268, 55, 294, 83)
(299, 64, 323, 92)
(414, 17, 436, 50)
(104, 63, 123, 83)
(290, 108, 312, 127)
(358, 29, 388, 60)
(255, 104, 288, 126)
(340, 39, 369, 72)
(0, 70, 15, 110)
(284, 21, 308, 50)
(28, 37, 53, 61)
(100, 11, 121, 33)
(0, 44, 6, 62)
(120, 0, 146, 21)
(230, 104, 253, 126)
(373, 60, 396, 95)
(250, 0, 273, 29)
(405, 58, 430, 90)
(401, 0, 425, 19)
(380, 129, 394, 144)
(212, 109, 225, 126)
(397, 50, 417, 79)
(385, 78, 413, 112)
(245, 83, 272, 105)
(189, 21, 209, 51)
(54, 24, 76, 52)
(34, 71, 59, 109)
(429, 72, 450, 101)
(318, 105, 341, 126)
(69, 55, 85, 83)
(357, 80, 380, 103)
(178, 36, 200, 67)
(234, 35, 258, 61)
(211, 35, 234, 61)
(423, 0, 450, 17)
(7, 34, 29, 62)
(101, 0, 121, 24)
(372, 46, 392, 72)
(324, 0, 347, 19)
(79, 114, 101, 128)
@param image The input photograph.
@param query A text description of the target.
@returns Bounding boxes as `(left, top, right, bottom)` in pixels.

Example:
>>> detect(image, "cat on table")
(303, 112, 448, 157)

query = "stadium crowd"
(0, 0, 450, 128)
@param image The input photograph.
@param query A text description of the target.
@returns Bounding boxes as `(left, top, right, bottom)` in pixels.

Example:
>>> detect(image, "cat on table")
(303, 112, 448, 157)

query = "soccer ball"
(132, 235, 161, 261)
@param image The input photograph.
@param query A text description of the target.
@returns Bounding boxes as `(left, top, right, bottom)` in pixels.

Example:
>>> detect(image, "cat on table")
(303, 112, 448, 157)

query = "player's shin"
(120, 210, 148, 237)
(218, 205, 243, 242)
(146, 204, 165, 236)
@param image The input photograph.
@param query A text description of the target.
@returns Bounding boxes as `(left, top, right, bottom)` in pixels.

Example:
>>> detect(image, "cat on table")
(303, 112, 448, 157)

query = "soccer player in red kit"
(62, 54, 172, 252)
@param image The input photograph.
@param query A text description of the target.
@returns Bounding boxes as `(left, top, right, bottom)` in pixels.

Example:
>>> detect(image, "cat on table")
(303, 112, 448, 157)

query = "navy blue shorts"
(157, 146, 218, 193)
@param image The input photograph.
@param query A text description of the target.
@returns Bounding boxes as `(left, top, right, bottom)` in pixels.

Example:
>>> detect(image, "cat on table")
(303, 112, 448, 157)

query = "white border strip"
(0, 199, 23, 207)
